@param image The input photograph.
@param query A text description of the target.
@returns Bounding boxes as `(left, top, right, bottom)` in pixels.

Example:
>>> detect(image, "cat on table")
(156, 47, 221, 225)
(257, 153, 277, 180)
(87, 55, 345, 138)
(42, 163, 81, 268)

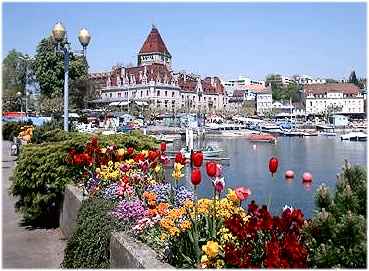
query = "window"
(140, 91, 143, 97)
(147, 90, 149, 96)
(165, 91, 168, 96)
(110, 93, 112, 98)
(172, 91, 175, 97)
(118, 93, 121, 97)
(157, 90, 160, 96)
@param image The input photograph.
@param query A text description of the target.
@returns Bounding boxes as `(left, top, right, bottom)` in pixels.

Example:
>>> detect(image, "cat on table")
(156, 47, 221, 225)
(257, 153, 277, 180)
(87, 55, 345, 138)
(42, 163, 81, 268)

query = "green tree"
(303, 162, 367, 268)
(348, 71, 359, 86)
(2, 49, 30, 95)
(33, 36, 88, 99)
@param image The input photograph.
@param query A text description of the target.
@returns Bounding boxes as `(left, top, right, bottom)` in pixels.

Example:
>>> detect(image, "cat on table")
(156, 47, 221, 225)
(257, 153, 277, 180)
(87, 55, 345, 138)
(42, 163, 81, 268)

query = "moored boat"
(340, 132, 367, 141)
(246, 133, 277, 143)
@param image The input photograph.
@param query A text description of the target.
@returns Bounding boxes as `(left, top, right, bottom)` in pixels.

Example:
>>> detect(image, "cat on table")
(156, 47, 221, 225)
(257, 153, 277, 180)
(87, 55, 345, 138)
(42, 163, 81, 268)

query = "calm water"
(168, 136, 367, 218)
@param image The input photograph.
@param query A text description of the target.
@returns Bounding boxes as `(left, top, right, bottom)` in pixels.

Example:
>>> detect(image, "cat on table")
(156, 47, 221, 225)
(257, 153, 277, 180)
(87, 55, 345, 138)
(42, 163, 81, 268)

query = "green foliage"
(2, 49, 30, 95)
(33, 36, 88, 98)
(2, 121, 32, 141)
(62, 197, 125, 268)
(10, 141, 79, 226)
(303, 162, 367, 268)
(272, 83, 300, 102)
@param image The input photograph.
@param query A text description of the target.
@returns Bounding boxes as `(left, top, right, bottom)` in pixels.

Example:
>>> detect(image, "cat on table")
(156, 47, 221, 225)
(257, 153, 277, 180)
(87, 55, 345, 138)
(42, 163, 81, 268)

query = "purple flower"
(111, 199, 145, 222)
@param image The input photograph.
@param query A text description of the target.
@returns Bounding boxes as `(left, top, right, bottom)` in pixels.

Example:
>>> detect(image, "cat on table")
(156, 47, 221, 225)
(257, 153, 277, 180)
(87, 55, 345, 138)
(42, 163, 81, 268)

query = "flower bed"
(64, 136, 312, 268)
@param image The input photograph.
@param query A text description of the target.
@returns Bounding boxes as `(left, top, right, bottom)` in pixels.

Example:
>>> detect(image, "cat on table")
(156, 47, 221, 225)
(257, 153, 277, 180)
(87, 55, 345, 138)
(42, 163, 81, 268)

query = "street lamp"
(16, 92, 23, 113)
(52, 22, 91, 131)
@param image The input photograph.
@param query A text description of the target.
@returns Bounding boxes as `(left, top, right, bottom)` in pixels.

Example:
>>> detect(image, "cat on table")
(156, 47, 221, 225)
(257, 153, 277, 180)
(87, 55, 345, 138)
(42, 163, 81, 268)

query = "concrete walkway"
(2, 141, 66, 268)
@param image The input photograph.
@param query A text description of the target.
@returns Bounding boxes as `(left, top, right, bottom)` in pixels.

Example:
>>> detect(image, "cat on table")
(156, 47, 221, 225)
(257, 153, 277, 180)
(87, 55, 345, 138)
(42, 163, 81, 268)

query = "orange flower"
(156, 203, 169, 216)
(143, 191, 157, 206)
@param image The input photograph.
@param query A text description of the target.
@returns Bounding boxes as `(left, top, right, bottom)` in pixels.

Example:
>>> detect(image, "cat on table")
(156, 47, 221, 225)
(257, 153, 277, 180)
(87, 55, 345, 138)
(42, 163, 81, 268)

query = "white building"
(256, 88, 273, 115)
(293, 75, 326, 85)
(222, 76, 265, 96)
(90, 26, 225, 112)
(304, 83, 365, 115)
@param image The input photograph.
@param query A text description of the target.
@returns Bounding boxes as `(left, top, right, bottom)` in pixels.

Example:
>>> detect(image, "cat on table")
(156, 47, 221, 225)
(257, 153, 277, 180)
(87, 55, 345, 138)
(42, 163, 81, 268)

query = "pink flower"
(235, 187, 251, 201)
(213, 177, 225, 193)
(215, 164, 223, 177)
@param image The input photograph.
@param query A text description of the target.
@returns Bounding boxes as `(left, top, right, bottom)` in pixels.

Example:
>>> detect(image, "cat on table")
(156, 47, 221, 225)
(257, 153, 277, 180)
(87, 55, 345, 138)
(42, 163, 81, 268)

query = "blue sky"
(3, 2, 367, 80)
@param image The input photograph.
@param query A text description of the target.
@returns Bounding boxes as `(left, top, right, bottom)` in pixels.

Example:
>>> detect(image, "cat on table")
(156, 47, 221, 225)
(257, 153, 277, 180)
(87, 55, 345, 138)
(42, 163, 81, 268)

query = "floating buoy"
(285, 170, 295, 179)
(302, 172, 313, 182)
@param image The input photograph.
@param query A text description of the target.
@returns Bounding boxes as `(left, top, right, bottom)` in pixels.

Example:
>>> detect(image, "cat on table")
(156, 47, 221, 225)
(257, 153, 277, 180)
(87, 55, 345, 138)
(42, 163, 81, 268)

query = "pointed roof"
(139, 25, 171, 56)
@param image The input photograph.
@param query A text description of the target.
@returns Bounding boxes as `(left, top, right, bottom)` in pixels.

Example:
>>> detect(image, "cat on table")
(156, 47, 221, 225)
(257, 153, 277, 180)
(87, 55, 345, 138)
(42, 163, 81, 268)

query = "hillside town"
(87, 25, 366, 124)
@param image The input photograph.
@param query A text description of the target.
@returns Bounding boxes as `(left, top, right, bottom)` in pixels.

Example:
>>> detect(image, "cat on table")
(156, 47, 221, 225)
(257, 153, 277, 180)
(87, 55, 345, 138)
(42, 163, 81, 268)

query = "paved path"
(2, 141, 66, 268)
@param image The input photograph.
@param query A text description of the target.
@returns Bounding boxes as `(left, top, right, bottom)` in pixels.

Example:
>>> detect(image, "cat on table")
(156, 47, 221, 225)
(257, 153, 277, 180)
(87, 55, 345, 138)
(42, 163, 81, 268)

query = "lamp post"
(52, 22, 91, 131)
(16, 91, 23, 114)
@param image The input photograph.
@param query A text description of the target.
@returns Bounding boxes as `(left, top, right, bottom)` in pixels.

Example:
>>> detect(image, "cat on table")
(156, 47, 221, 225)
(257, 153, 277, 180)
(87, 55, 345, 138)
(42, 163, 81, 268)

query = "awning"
(119, 101, 129, 106)
(109, 102, 120, 106)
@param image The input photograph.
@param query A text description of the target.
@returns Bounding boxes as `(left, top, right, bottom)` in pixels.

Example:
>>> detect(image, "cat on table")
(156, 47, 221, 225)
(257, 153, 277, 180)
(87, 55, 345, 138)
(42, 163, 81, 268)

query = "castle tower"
(137, 25, 172, 68)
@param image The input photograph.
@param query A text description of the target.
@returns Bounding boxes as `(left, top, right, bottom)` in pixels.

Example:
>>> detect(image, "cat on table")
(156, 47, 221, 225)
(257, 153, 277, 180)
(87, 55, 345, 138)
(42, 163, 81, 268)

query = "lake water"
(168, 136, 367, 218)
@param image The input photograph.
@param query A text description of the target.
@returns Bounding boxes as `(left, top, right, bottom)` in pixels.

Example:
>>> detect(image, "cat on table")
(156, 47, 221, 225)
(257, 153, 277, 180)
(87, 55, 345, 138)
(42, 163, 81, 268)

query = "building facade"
(256, 88, 273, 115)
(303, 83, 365, 115)
(293, 75, 326, 85)
(90, 26, 224, 112)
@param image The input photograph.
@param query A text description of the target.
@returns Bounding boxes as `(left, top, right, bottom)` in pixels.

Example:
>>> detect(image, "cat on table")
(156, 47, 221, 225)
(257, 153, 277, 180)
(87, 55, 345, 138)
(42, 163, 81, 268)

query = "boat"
(340, 132, 367, 141)
(302, 131, 319, 136)
(280, 129, 304, 137)
(318, 131, 337, 136)
(151, 134, 175, 143)
(316, 125, 336, 136)
(246, 133, 277, 143)
(180, 146, 223, 158)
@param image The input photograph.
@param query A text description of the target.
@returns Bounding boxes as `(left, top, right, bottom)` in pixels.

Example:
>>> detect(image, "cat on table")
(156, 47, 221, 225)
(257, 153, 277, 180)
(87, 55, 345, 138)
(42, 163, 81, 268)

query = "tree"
(2, 49, 31, 96)
(33, 36, 88, 99)
(303, 162, 367, 268)
(348, 71, 359, 86)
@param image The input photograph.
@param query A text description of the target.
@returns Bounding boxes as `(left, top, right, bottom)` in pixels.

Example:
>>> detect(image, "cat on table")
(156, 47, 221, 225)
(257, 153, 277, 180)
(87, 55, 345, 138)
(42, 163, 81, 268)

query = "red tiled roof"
(304, 83, 360, 95)
(139, 26, 171, 56)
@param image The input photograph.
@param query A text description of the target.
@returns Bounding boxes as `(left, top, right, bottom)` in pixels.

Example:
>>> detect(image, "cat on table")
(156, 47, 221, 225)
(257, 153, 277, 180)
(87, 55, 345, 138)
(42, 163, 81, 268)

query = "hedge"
(62, 197, 126, 268)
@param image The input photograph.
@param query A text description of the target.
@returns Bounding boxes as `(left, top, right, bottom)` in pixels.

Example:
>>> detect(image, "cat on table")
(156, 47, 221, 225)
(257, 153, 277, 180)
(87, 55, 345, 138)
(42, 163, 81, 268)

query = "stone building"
(89, 25, 224, 113)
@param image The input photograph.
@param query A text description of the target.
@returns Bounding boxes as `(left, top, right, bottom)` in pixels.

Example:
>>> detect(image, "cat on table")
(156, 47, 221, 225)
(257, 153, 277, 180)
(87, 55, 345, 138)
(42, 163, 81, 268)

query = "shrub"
(2, 121, 32, 141)
(10, 140, 83, 226)
(303, 162, 367, 268)
(62, 197, 125, 268)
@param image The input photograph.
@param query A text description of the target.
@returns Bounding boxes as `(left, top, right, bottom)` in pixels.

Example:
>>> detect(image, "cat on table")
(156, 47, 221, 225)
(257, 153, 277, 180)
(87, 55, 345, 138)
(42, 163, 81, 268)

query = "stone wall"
(59, 185, 84, 240)
(60, 185, 172, 268)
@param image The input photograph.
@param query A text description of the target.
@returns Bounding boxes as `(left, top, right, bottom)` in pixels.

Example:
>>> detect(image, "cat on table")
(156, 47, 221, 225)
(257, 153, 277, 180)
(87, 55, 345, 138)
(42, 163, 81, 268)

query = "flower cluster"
(68, 136, 310, 269)
(111, 199, 145, 222)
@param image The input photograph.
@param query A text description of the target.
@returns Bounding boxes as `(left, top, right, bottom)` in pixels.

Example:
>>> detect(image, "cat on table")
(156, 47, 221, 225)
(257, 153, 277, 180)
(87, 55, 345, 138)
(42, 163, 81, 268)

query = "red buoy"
(302, 172, 313, 182)
(285, 170, 295, 179)
(269, 157, 279, 176)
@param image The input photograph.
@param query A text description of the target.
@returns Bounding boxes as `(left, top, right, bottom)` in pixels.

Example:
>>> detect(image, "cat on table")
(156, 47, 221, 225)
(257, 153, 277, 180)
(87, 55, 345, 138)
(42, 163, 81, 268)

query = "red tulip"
(206, 161, 217, 177)
(175, 152, 186, 165)
(148, 150, 157, 161)
(269, 157, 279, 176)
(192, 151, 204, 167)
(160, 142, 166, 152)
(191, 168, 202, 186)
(127, 147, 134, 155)
(235, 187, 251, 201)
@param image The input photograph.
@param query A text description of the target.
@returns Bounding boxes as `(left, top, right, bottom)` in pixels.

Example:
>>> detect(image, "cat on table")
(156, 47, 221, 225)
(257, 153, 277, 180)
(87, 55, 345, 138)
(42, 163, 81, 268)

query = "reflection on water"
(168, 136, 367, 218)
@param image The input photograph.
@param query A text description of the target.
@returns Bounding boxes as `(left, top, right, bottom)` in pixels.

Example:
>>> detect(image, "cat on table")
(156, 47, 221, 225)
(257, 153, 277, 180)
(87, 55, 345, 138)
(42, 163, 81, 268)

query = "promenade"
(2, 141, 66, 268)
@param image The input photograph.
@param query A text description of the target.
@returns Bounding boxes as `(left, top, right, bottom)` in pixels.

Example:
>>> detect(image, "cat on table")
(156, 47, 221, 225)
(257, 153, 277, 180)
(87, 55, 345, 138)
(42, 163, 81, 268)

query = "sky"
(2, 2, 367, 81)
